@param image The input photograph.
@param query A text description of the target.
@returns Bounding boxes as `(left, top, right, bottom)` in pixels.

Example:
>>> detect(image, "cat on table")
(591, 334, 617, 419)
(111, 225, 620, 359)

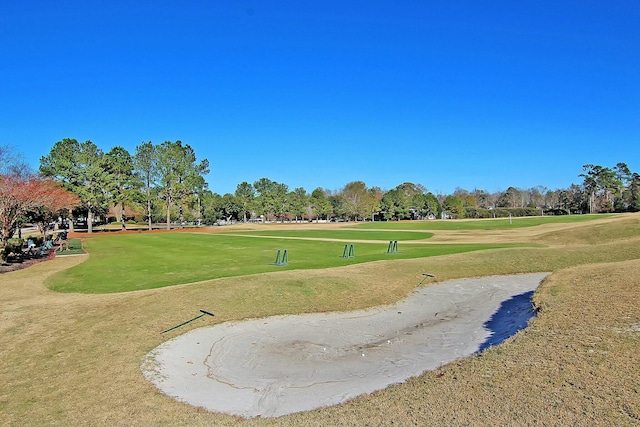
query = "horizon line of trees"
(2, 139, 640, 249)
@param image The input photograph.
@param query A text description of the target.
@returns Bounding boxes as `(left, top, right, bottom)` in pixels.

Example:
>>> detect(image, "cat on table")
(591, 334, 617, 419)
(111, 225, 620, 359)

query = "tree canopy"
(2, 139, 638, 243)
(155, 141, 209, 229)
(1, 145, 78, 249)
(40, 139, 107, 233)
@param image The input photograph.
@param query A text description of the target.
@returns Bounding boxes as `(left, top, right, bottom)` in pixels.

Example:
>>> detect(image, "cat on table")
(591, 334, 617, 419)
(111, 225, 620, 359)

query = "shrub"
(1, 238, 24, 261)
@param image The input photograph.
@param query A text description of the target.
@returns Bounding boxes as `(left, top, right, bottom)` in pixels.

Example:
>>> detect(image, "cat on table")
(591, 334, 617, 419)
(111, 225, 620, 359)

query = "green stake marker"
(160, 310, 215, 334)
(273, 249, 288, 266)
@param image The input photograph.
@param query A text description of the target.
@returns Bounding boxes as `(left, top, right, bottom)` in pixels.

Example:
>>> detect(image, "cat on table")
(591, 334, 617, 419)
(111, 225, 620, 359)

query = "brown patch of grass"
(1, 214, 639, 426)
(534, 214, 640, 246)
(278, 259, 640, 427)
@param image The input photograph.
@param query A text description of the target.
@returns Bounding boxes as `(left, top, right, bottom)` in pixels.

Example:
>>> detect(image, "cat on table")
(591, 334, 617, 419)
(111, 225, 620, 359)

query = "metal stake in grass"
(418, 273, 436, 285)
(160, 310, 215, 334)
(386, 240, 399, 254)
(273, 249, 288, 266)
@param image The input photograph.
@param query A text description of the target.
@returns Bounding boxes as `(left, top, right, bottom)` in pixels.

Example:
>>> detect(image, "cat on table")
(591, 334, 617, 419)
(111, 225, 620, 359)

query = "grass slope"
(46, 233, 515, 293)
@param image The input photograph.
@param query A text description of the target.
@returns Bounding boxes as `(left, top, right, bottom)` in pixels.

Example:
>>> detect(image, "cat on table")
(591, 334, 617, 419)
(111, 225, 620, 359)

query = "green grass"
(350, 213, 614, 230)
(46, 232, 518, 293)
(225, 229, 434, 240)
(53, 238, 84, 256)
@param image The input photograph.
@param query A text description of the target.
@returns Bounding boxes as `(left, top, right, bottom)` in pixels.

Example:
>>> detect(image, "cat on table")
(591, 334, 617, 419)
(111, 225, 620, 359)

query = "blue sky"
(1, 1, 638, 196)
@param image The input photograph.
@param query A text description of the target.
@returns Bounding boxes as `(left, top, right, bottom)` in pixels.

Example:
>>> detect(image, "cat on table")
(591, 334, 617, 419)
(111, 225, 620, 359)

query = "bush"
(544, 208, 570, 216)
(6, 238, 24, 251)
(1, 238, 24, 261)
(133, 214, 148, 223)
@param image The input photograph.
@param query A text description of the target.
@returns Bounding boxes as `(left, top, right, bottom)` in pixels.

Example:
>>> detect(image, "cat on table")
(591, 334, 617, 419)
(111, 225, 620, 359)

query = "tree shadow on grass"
(478, 290, 536, 353)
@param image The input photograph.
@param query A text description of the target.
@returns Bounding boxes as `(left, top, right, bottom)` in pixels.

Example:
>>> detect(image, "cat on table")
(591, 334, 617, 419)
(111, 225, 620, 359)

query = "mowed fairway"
(46, 230, 517, 293)
(1, 214, 640, 426)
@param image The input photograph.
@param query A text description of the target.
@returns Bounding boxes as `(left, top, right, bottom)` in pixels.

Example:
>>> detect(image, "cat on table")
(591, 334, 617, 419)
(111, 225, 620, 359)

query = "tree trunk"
(37, 223, 47, 241)
(147, 198, 152, 231)
(87, 209, 93, 233)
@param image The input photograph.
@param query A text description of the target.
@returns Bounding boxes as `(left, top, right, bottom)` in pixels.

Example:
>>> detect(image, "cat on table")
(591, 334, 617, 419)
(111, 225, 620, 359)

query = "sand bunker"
(142, 273, 548, 417)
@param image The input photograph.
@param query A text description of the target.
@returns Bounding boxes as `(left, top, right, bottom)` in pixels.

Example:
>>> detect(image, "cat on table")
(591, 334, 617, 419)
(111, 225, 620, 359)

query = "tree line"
(1, 139, 639, 247)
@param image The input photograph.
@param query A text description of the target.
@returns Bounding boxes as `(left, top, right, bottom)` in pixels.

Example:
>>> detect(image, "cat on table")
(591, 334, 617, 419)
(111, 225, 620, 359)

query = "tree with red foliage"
(27, 180, 80, 241)
(1, 146, 36, 245)
(1, 145, 79, 246)
(1, 171, 43, 245)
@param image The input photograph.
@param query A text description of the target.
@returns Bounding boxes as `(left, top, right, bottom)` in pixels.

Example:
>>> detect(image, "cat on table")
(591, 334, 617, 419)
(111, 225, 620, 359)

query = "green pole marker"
(273, 249, 288, 266)
(160, 309, 215, 334)
(341, 244, 355, 258)
(386, 240, 398, 254)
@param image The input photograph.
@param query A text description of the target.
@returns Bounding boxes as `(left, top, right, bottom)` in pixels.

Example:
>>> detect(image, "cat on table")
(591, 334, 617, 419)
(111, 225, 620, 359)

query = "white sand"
(141, 273, 549, 418)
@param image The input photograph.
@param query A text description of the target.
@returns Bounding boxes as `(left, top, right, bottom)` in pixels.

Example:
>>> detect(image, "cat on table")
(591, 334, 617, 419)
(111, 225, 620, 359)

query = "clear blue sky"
(1, 1, 638, 196)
